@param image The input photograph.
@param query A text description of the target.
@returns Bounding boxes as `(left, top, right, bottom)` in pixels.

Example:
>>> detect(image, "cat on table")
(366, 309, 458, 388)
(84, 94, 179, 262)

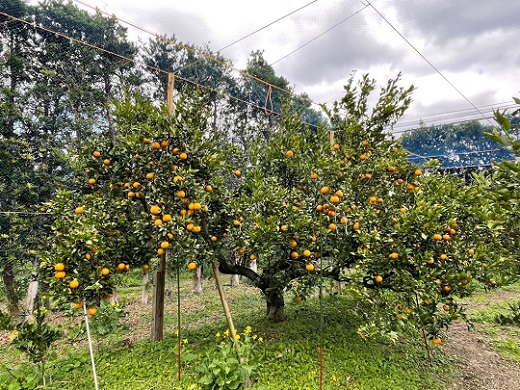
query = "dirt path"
(446, 290, 520, 390)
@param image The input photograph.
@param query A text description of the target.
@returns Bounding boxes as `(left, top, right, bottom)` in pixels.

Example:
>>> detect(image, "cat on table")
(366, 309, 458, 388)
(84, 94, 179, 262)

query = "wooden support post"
(212, 262, 241, 356)
(167, 73, 175, 116)
(328, 130, 342, 295)
(151, 253, 166, 342)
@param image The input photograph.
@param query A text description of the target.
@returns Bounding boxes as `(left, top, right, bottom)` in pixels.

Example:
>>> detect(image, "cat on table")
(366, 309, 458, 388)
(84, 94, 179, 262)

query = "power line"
(220, 0, 318, 52)
(397, 101, 514, 126)
(270, 2, 370, 66)
(365, 0, 493, 126)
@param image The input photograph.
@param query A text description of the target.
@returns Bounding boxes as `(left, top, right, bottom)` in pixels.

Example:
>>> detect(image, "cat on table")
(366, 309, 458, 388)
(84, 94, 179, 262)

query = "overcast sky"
(71, 0, 519, 131)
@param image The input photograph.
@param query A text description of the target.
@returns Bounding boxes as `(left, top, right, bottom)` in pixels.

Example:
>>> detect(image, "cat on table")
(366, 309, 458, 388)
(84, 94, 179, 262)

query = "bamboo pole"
(212, 262, 241, 355)
(328, 130, 343, 295)
(167, 73, 175, 116)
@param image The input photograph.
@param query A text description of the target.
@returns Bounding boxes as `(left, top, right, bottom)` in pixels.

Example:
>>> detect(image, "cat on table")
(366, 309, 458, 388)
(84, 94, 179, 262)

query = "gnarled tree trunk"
(265, 290, 285, 322)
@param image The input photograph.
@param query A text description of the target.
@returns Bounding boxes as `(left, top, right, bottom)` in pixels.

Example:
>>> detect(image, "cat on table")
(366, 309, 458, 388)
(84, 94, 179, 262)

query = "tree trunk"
(230, 274, 240, 287)
(25, 258, 40, 319)
(265, 290, 285, 322)
(166, 271, 173, 297)
(2, 260, 20, 317)
(192, 266, 202, 293)
(141, 272, 150, 304)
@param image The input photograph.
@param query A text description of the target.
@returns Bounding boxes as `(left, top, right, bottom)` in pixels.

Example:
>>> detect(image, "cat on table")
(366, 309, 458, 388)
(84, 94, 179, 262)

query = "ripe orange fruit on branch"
(157, 248, 165, 255)
(150, 205, 160, 215)
(92, 150, 101, 158)
(54, 263, 65, 272)
(87, 307, 97, 316)
(433, 233, 442, 241)
(414, 169, 422, 176)
(101, 268, 110, 276)
(211, 236, 218, 242)
(205, 185, 213, 192)
(179, 152, 188, 160)
(151, 142, 161, 150)
(250, 254, 256, 260)
(310, 173, 318, 179)
(234, 170, 241, 177)
(328, 223, 337, 231)
(286, 150, 294, 157)
(103, 159, 111, 166)
(55, 271, 66, 279)
(306, 263, 315, 271)
(290, 251, 299, 259)
(330, 195, 340, 204)
(432, 338, 441, 345)
(303, 249, 311, 257)
(89, 178, 96, 185)
(320, 186, 330, 195)
(332, 143, 340, 150)
(69, 279, 79, 289)
(117, 263, 126, 271)
(374, 275, 383, 283)
(389, 252, 399, 259)
(176, 190, 186, 198)
(75, 207, 84, 214)
(188, 262, 197, 271)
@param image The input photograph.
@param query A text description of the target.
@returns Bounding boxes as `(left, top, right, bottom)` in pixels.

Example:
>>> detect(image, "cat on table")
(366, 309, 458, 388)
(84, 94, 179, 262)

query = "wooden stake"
(151, 253, 166, 342)
(329, 130, 335, 146)
(212, 262, 241, 357)
(167, 73, 175, 116)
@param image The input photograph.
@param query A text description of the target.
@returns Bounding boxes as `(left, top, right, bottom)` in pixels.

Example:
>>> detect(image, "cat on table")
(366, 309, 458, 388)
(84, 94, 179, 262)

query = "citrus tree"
(211, 74, 494, 343)
(474, 96, 520, 286)
(42, 89, 238, 339)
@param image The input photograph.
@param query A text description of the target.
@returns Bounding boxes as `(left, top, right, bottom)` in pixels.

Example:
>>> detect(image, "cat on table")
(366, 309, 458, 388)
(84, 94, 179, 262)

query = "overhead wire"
(173, 0, 318, 74)
(395, 101, 514, 129)
(365, 0, 493, 126)
(270, 2, 371, 66)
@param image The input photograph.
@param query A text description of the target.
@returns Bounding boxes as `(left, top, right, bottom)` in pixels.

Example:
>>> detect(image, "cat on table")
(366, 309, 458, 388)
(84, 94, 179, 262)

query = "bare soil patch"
(446, 289, 520, 390)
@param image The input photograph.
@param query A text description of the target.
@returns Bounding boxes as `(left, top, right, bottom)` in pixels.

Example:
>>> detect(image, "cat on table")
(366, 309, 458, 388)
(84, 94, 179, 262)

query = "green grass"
(0, 272, 458, 389)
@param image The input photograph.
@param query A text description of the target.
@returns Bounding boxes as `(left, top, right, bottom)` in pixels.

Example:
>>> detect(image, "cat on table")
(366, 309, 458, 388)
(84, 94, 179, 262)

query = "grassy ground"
(4, 270, 514, 390)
